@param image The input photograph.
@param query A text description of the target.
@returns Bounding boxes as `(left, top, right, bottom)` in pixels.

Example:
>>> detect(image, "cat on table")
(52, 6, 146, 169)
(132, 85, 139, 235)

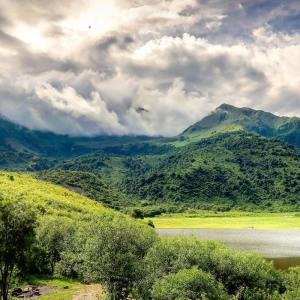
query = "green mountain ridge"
(181, 103, 300, 147)
(1, 104, 300, 212)
(52, 132, 300, 212)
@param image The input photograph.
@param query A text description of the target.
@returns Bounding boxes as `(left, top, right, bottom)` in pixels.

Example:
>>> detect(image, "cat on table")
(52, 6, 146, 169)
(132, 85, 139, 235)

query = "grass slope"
(0, 172, 113, 220)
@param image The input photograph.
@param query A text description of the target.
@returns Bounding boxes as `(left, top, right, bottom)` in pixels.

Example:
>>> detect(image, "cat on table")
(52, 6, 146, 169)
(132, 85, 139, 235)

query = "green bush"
(136, 237, 284, 300)
(151, 267, 229, 300)
(59, 215, 157, 299)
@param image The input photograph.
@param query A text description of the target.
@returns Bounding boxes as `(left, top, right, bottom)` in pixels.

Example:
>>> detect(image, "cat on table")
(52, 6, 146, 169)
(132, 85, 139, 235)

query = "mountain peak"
(181, 104, 300, 147)
(216, 103, 237, 111)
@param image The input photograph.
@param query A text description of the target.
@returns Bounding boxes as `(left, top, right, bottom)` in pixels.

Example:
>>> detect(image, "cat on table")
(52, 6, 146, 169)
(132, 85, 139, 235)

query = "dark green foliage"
(31, 131, 300, 212)
(0, 151, 55, 171)
(0, 200, 36, 300)
(131, 208, 144, 219)
(108, 133, 300, 211)
(0, 115, 156, 158)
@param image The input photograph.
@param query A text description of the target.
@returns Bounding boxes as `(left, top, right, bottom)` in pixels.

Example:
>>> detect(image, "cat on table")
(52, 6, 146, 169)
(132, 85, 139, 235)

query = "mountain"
(0, 115, 167, 170)
(1, 105, 300, 213)
(53, 132, 300, 212)
(181, 103, 300, 147)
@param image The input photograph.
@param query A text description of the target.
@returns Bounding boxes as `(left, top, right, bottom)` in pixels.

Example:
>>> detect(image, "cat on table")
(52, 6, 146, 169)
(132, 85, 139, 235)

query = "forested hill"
(180, 104, 300, 147)
(41, 132, 300, 212)
(1, 105, 300, 212)
(0, 115, 156, 158)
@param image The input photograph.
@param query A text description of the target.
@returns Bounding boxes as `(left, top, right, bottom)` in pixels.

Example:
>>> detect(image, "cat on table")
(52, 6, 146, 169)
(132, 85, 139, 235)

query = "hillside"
(179, 104, 300, 147)
(1, 105, 300, 212)
(53, 132, 300, 212)
(0, 115, 156, 158)
(0, 171, 114, 220)
(36, 170, 130, 210)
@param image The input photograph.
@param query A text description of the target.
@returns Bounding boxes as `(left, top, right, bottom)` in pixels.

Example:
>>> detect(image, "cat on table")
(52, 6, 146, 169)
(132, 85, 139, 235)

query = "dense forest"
(34, 132, 300, 215)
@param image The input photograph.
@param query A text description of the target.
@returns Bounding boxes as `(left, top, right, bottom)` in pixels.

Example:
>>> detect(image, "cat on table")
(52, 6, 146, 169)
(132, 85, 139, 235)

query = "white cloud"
(0, 1, 299, 136)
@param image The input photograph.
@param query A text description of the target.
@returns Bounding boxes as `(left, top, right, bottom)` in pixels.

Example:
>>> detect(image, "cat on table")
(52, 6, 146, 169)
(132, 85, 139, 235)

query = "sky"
(0, 0, 300, 136)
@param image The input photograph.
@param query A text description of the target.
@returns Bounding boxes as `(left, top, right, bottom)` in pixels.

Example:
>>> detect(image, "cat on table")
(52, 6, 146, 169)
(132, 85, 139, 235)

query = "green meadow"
(150, 211, 300, 229)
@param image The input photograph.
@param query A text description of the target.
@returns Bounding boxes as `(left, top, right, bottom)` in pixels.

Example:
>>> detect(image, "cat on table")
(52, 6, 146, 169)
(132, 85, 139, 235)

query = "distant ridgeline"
(1, 104, 300, 212)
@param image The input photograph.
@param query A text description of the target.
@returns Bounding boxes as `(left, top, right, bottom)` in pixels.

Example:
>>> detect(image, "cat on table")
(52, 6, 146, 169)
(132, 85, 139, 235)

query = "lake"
(157, 228, 300, 270)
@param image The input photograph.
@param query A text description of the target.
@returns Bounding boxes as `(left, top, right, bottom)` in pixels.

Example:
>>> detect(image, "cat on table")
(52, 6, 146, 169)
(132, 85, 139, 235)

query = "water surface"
(157, 228, 300, 270)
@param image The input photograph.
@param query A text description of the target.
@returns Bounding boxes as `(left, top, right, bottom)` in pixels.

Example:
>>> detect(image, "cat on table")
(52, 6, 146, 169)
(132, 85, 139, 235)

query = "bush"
(136, 237, 284, 300)
(281, 266, 300, 299)
(151, 267, 230, 300)
(35, 216, 76, 274)
(61, 215, 157, 299)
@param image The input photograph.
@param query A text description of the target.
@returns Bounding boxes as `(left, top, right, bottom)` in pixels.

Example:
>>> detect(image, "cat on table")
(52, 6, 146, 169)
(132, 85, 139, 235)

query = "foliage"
(151, 267, 229, 300)
(0, 200, 36, 300)
(36, 217, 76, 274)
(136, 237, 284, 300)
(36, 170, 129, 210)
(281, 266, 300, 299)
(72, 216, 157, 299)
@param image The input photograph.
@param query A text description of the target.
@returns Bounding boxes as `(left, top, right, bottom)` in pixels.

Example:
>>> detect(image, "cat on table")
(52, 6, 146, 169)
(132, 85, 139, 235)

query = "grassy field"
(150, 212, 300, 229)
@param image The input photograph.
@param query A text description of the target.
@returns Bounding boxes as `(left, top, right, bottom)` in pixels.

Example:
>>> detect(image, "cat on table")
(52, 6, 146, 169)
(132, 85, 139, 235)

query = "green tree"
(137, 237, 284, 300)
(151, 267, 229, 300)
(36, 216, 75, 274)
(131, 209, 144, 219)
(0, 199, 36, 300)
(81, 216, 157, 299)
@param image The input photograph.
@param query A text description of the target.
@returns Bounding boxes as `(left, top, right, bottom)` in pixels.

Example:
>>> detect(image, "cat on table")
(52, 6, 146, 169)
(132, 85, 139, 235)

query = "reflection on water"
(157, 228, 300, 270)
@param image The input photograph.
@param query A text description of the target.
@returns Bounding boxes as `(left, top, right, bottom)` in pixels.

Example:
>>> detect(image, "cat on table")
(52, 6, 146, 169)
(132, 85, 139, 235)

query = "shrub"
(151, 267, 230, 300)
(74, 216, 157, 299)
(136, 237, 284, 300)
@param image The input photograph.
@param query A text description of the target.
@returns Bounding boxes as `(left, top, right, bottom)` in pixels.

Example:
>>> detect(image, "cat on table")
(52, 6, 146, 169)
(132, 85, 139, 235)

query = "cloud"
(0, 0, 299, 136)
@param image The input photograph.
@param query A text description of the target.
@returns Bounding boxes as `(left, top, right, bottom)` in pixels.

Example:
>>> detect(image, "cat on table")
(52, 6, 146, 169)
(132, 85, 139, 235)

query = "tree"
(81, 216, 157, 299)
(131, 209, 144, 219)
(0, 199, 36, 300)
(151, 267, 230, 300)
(137, 237, 284, 300)
(36, 216, 75, 274)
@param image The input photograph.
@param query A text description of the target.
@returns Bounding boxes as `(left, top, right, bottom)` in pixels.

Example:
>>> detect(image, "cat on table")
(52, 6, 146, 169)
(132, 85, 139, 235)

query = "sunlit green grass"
(18, 276, 82, 300)
(150, 212, 300, 229)
(0, 172, 114, 221)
